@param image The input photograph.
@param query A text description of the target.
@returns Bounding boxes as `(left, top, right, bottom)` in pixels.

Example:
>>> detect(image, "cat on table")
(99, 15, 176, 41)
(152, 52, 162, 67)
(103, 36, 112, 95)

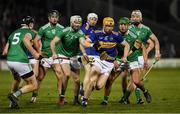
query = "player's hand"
(144, 62, 149, 70)
(113, 60, 120, 69)
(121, 57, 127, 63)
(155, 53, 161, 61)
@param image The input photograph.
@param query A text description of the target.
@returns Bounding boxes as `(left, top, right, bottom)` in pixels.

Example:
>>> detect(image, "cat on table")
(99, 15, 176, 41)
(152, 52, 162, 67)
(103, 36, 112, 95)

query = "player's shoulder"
(62, 27, 71, 32)
(41, 23, 51, 30)
(112, 31, 119, 35)
(56, 23, 64, 29)
(94, 30, 102, 34)
(141, 24, 151, 30)
(78, 29, 84, 35)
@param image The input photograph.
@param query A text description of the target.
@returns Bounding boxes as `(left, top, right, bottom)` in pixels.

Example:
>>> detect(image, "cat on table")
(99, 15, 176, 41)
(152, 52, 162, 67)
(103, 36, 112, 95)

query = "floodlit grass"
(0, 68, 180, 113)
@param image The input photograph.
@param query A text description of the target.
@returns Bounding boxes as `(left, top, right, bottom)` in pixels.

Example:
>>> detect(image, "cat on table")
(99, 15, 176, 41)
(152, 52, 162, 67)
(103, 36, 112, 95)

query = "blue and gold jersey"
(81, 23, 98, 55)
(90, 30, 124, 62)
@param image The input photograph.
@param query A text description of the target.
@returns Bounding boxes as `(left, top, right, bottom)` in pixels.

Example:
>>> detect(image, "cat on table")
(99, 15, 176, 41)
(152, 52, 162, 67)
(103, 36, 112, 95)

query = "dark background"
(0, 0, 180, 58)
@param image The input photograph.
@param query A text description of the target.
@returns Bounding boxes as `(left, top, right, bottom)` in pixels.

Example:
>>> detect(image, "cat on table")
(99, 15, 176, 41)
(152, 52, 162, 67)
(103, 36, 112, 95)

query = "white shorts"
(138, 56, 144, 68)
(70, 56, 83, 70)
(92, 57, 114, 76)
(29, 58, 39, 64)
(58, 55, 70, 64)
(129, 61, 140, 70)
(40, 56, 62, 68)
(7, 61, 33, 77)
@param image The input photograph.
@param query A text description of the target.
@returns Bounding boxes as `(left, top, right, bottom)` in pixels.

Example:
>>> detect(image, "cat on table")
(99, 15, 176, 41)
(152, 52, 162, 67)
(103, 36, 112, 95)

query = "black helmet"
(22, 16, 35, 25)
(48, 10, 60, 17)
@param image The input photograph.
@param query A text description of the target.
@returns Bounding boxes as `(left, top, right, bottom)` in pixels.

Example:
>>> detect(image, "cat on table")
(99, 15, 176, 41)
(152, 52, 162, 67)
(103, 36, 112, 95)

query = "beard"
(133, 22, 140, 26)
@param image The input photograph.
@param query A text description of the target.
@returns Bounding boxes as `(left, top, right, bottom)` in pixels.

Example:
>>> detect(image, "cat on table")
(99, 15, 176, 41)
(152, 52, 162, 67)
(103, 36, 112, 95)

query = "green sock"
(32, 91, 38, 97)
(124, 91, 131, 100)
(13, 90, 22, 97)
(104, 96, 109, 101)
(61, 88, 65, 96)
(135, 88, 141, 101)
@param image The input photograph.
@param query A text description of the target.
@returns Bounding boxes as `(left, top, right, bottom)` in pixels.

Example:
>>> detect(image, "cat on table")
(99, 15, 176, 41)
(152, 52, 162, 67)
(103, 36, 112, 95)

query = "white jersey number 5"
(12, 33, 21, 45)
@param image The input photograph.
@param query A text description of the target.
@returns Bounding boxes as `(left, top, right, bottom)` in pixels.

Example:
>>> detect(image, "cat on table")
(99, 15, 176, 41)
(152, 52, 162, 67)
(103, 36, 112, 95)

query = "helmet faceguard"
(103, 17, 114, 26)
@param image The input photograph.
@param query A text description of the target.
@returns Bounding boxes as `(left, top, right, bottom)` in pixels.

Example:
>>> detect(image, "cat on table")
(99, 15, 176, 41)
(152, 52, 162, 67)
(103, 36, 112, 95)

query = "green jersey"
(129, 24, 153, 56)
(56, 27, 85, 57)
(38, 23, 64, 57)
(117, 28, 143, 62)
(7, 27, 36, 63)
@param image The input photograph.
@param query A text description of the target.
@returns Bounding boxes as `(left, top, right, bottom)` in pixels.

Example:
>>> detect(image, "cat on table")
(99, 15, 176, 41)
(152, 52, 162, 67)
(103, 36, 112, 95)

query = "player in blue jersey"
(80, 13, 98, 98)
(81, 17, 129, 107)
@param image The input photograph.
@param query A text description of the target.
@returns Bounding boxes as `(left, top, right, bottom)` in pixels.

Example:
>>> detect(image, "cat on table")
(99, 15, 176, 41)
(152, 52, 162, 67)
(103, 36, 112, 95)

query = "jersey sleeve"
(38, 27, 44, 38)
(115, 33, 124, 44)
(89, 32, 96, 43)
(56, 28, 66, 39)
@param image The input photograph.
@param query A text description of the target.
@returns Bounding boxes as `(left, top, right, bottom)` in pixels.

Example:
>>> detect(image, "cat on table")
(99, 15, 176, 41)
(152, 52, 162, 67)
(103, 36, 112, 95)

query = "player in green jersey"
(101, 17, 149, 105)
(3, 16, 41, 109)
(50, 15, 89, 106)
(130, 10, 161, 67)
(32, 10, 64, 103)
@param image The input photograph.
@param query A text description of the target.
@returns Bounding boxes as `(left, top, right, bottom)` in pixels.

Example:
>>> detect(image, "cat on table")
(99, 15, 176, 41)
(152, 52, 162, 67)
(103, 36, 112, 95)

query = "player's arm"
(33, 34, 42, 53)
(146, 39, 154, 54)
(149, 33, 161, 61)
(79, 37, 89, 61)
(23, 33, 40, 59)
(50, 36, 60, 59)
(2, 42, 9, 56)
(120, 40, 130, 62)
(141, 44, 148, 70)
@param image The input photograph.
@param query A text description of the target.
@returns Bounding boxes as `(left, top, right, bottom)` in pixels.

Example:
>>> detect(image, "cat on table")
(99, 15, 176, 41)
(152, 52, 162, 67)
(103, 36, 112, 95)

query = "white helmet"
(70, 15, 82, 24)
(131, 10, 142, 18)
(87, 13, 98, 20)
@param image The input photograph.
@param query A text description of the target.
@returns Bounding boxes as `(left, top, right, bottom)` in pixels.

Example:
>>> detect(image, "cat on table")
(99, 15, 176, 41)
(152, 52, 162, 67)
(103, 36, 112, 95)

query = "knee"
(95, 84, 102, 90)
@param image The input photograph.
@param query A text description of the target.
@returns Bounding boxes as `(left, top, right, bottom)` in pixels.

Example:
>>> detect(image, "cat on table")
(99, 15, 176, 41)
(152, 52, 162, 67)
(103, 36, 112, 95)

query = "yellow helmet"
(103, 17, 114, 26)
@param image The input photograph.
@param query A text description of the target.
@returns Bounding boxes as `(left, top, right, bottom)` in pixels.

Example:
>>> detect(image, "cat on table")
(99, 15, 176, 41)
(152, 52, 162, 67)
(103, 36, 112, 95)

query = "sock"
(124, 91, 131, 100)
(135, 88, 141, 101)
(103, 96, 109, 102)
(32, 91, 38, 97)
(13, 90, 22, 97)
(61, 88, 65, 97)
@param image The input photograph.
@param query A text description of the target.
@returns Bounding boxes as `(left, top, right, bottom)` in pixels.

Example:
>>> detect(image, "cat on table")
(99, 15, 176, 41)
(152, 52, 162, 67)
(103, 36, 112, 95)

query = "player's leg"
(101, 70, 121, 105)
(82, 65, 100, 107)
(30, 58, 49, 103)
(52, 62, 63, 104)
(59, 62, 71, 106)
(80, 64, 91, 97)
(7, 61, 38, 108)
(71, 68, 81, 105)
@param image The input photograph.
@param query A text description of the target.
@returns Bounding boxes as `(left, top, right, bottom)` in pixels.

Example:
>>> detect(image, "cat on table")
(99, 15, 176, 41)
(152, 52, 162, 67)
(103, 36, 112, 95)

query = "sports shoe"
(143, 90, 152, 103)
(137, 98, 144, 104)
(100, 100, 108, 105)
(7, 93, 19, 109)
(30, 97, 37, 103)
(119, 96, 130, 104)
(81, 100, 87, 107)
(58, 97, 65, 106)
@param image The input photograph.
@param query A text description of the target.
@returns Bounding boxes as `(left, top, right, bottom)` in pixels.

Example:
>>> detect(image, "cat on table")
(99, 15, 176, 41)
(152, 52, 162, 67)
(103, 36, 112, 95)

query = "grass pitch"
(0, 68, 180, 113)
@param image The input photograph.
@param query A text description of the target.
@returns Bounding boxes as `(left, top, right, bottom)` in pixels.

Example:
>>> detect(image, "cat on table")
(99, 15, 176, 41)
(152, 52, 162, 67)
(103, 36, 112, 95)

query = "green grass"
(0, 68, 180, 113)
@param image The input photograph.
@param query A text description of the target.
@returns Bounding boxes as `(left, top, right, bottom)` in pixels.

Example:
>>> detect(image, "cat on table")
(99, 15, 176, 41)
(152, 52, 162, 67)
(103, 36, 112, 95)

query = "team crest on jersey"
(52, 29, 56, 34)
(109, 37, 114, 41)
(104, 36, 108, 41)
